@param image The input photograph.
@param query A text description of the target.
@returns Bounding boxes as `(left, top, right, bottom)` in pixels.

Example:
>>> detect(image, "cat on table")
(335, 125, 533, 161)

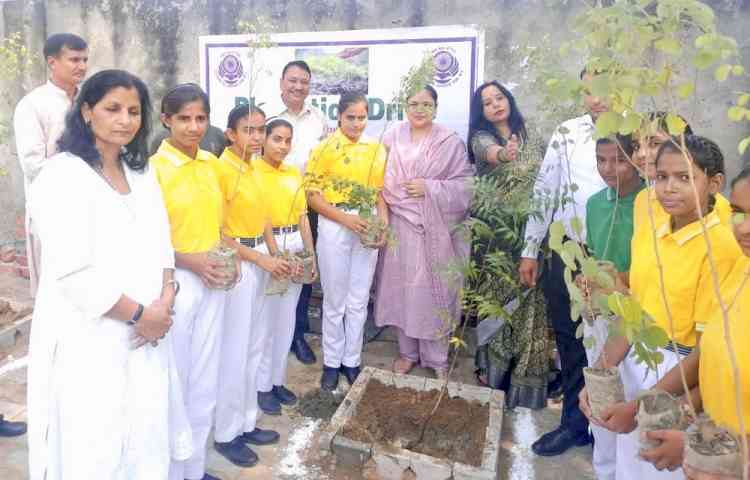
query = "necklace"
(92, 162, 136, 221)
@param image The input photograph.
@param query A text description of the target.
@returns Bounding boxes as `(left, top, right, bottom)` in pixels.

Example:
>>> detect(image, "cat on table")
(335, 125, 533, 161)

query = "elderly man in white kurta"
(13, 33, 88, 296)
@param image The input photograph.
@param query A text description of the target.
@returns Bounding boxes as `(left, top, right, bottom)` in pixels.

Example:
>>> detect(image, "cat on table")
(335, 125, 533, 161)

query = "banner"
(199, 25, 484, 140)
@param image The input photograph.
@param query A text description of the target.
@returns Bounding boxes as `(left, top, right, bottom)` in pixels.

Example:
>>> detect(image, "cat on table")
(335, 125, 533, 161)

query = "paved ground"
(0, 272, 595, 479)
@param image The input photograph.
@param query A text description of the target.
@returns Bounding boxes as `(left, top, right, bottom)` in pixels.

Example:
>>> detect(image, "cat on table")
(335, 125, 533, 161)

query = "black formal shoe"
(291, 337, 316, 365)
(214, 437, 258, 467)
(272, 385, 297, 406)
(241, 427, 280, 446)
(340, 365, 361, 386)
(320, 366, 340, 391)
(257, 391, 282, 416)
(531, 427, 591, 457)
(200, 474, 223, 480)
(0, 415, 26, 437)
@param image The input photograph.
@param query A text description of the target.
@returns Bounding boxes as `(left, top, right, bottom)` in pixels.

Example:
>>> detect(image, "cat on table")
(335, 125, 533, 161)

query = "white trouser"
(27, 212, 41, 297)
(583, 316, 617, 480)
(214, 250, 269, 442)
(616, 346, 686, 480)
(317, 214, 378, 369)
(256, 231, 303, 392)
(168, 268, 226, 480)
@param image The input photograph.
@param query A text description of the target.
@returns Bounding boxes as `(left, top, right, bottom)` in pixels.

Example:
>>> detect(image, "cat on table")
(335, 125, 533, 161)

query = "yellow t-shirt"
(700, 256, 750, 435)
(150, 140, 223, 254)
(633, 187, 732, 232)
(629, 210, 741, 346)
(212, 148, 268, 238)
(252, 157, 306, 227)
(306, 128, 386, 205)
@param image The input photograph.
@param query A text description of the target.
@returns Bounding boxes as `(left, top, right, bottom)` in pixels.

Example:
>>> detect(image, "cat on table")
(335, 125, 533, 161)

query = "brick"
(370, 368, 394, 386)
(392, 372, 426, 391)
(423, 377, 443, 392)
(318, 429, 336, 452)
(455, 384, 491, 404)
(408, 450, 452, 480)
(332, 434, 371, 467)
(372, 445, 411, 480)
(453, 462, 495, 480)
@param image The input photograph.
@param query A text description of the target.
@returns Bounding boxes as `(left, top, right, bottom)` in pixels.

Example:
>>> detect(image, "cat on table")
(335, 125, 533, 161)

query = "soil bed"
(342, 379, 489, 467)
(297, 389, 346, 420)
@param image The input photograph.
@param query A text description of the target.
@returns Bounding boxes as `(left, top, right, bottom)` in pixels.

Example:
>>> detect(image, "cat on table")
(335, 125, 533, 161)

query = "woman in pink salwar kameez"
(375, 86, 475, 378)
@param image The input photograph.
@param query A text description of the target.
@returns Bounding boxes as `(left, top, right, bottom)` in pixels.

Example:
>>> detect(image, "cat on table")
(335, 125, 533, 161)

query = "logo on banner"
(216, 51, 246, 87)
(432, 47, 462, 87)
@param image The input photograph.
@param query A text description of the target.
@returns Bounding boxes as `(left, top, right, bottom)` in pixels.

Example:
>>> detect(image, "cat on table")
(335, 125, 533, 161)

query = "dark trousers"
(293, 211, 318, 342)
(541, 251, 589, 434)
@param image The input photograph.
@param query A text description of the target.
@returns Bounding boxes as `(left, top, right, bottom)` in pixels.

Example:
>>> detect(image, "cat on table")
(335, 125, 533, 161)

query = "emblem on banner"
(432, 47, 462, 87)
(216, 51, 246, 87)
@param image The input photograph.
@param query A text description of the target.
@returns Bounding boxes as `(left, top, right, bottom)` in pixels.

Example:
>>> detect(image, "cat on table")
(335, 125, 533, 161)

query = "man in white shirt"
(13, 33, 88, 296)
(266, 60, 329, 370)
(518, 70, 608, 458)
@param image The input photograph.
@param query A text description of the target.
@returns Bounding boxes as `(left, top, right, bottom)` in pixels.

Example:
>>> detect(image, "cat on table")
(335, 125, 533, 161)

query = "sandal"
(392, 357, 417, 374)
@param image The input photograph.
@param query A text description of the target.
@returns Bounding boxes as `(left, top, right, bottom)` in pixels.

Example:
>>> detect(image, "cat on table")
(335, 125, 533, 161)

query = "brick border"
(319, 366, 503, 479)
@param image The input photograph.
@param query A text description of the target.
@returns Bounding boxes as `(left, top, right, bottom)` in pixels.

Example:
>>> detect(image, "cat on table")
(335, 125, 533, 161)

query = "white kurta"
(28, 152, 192, 480)
(13, 80, 74, 295)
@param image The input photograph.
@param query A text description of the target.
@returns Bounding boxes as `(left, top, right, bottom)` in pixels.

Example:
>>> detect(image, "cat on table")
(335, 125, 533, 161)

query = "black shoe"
(257, 391, 282, 416)
(272, 385, 297, 406)
(320, 366, 340, 391)
(199, 474, 223, 480)
(214, 437, 258, 467)
(291, 337, 316, 365)
(0, 415, 26, 437)
(340, 365, 361, 386)
(241, 427, 280, 446)
(531, 427, 591, 457)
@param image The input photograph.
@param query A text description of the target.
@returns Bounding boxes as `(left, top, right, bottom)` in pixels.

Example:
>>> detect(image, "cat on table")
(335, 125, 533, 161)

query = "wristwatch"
(127, 303, 144, 326)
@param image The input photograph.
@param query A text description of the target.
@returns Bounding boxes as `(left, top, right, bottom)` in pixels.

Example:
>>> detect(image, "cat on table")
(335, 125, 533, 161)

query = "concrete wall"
(1, 0, 749, 241)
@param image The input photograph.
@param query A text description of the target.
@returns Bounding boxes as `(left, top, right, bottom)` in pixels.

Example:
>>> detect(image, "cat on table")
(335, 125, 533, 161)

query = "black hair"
(406, 85, 438, 103)
(596, 134, 635, 158)
(467, 81, 528, 163)
(731, 166, 750, 189)
(57, 69, 152, 172)
(646, 111, 694, 136)
(226, 104, 266, 131)
(282, 60, 311, 79)
(266, 118, 294, 137)
(160, 83, 210, 129)
(655, 134, 725, 177)
(43, 33, 87, 59)
(337, 92, 368, 126)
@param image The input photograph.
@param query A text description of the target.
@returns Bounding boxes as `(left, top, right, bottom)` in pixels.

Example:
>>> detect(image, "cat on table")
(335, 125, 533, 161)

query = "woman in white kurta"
(27, 70, 190, 480)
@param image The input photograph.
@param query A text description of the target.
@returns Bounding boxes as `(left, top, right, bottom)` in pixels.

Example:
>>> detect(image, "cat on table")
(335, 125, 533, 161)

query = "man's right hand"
(182, 252, 226, 288)
(519, 257, 539, 288)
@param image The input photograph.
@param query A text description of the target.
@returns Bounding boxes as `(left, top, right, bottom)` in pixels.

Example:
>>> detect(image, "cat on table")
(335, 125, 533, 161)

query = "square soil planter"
(318, 366, 503, 479)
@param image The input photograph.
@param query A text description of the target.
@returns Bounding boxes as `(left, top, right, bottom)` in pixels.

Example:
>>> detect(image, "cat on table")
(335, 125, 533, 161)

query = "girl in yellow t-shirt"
(626, 167, 750, 479)
(581, 135, 741, 480)
(306, 92, 387, 391)
(252, 118, 315, 416)
(149, 83, 233, 480)
(213, 105, 293, 466)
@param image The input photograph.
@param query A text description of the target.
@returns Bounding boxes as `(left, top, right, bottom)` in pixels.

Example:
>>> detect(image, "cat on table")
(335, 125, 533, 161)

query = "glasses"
(406, 102, 435, 111)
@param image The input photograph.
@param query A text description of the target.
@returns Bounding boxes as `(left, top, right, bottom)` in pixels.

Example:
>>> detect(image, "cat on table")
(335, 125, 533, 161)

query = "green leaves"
(665, 113, 688, 135)
(655, 36, 681, 56)
(739, 137, 750, 155)
(595, 111, 622, 138)
(642, 325, 669, 349)
(714, 64, 731, 82)
(676, 81, 695, 99)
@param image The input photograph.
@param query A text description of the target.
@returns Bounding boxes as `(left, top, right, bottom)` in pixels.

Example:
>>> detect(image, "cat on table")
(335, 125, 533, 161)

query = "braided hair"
(656, 134, 725, 211)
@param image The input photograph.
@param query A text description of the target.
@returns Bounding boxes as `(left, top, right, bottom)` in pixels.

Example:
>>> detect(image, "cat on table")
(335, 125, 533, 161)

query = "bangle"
(127, 303, 144, 326)
(165, 279, 180, 296)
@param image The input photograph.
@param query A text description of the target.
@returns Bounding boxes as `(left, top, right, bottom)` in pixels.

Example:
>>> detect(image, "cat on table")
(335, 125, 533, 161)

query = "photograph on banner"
(200, 25, 483, 139)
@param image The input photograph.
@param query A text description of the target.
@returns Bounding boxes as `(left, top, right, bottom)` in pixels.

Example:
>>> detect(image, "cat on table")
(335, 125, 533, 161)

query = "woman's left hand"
(310, 257, 319, 283)
(639, 430, 685, 471)
(403, 179, 426, 198)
